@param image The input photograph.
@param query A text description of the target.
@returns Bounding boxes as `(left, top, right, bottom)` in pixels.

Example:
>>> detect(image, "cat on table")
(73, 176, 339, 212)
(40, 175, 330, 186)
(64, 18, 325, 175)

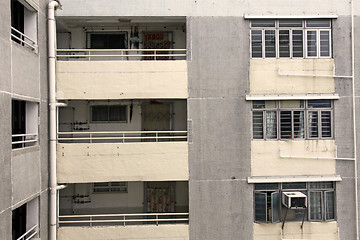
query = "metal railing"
(56, 49, 186, 61)
(59, 213, 189, 227)
(16, 225, 37, 240)
(57, 131, 187, 143)
(12, 133, 38, 148)
(11, 27, 38, 52)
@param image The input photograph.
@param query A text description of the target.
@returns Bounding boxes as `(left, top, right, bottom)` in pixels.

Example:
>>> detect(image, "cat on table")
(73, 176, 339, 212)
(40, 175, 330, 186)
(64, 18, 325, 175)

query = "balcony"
(57, 99, 188, 183)
(55, 17, 187, 100)
(58, 181, 189, 240)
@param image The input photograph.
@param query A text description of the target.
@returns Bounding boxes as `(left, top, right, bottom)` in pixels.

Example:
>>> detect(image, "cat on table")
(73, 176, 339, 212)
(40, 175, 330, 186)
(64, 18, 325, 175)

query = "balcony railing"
(57, 131, 187, 143)
(16, 225, 37, 240)
(56, 49, 186, 61)
(59, 213, 189, 227)
(12, 133, 38, 149)
(11, 27, 38, 52)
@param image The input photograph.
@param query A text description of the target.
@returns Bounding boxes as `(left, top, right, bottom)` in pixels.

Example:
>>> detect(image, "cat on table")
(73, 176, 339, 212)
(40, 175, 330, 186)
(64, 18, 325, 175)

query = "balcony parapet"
(56, 49, 186, 61)
(59, 213, 189, 227)
(58, 131, 187, 143)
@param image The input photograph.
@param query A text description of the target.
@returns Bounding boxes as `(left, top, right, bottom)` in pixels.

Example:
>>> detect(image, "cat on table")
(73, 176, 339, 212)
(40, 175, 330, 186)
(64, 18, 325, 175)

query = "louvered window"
(250, 19, 331, 58)
(252, 100, 332, 140)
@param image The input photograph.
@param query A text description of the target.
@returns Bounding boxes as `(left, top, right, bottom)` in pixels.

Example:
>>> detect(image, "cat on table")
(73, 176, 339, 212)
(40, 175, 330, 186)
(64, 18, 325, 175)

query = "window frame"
(90, 104, 128, 123)
(11, 0, 38, 51)
(250, 19, 331, 59)
(254, 184, 281, 223)
(252, 100, 333, 140)
(254, 182, 336, 223)
(92, 182, 128, 194)
(12, 99, 39, 149)
(86, 31, 128, 49)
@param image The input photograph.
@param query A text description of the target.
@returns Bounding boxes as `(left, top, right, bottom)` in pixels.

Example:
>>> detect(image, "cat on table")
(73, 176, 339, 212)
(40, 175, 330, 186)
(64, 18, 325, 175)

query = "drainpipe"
(48, 1, 59, 240)
(351, 0, 359, 239)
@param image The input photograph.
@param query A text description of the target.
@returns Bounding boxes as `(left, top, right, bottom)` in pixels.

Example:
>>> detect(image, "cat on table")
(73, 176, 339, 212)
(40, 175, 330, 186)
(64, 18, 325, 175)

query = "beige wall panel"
(56, 61, 188, 99)
(57, 142, 189, 183)
(254, 222, 338, 240)
(250, 59, 335, 94)
(58, 225, 189, 240)
(251, 140, 336, 176)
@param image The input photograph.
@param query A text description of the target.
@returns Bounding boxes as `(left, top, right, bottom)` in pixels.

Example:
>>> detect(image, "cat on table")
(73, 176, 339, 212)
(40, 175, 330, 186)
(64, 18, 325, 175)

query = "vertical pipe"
(48, 1, 59, 240)
(350, 0, 359, 239)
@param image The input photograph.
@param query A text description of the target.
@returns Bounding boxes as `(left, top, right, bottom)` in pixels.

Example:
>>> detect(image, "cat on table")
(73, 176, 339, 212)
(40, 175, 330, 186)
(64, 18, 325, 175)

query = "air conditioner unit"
(282, 192, 307, 209)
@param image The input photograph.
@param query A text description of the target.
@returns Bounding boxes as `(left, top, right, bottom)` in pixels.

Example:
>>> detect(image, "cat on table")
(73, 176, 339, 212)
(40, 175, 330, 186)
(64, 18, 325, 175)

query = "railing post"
(123, 215, 126, 227)
(90, 216, 92, 227)
(123, 133, 125, 143)
(156, 132, 158, 142)
(90, 133, 92, 143)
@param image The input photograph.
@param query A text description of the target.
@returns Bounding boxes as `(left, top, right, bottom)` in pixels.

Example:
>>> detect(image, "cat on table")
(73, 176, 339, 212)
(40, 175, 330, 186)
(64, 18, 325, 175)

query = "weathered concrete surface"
(188, 16, 252, 240)
(56, 0, 360, 17)
(0, 93, 12, 212)
(0, 0, 49, 239)
(334, 16, 359, 240)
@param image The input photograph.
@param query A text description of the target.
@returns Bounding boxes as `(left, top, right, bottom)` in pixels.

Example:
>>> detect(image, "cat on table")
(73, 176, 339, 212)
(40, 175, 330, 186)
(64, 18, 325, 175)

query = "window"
(11, 0, 37, 51)
(91, 105, 127, 123)
(309, 182, 335, 221)
(254, 182, 335, 223)
(254, 183, 280, 222)
(87, 32, 128, 49)
(250, 19, 331, 58)
(93, 182, 128, 193)
(252, 100, 333, 140)
(12, 198, 39, 240)
(12, 100, 38, 149)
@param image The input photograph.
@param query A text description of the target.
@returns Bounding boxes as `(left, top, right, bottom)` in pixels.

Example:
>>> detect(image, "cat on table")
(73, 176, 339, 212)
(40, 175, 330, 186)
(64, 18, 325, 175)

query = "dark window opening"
(89, 33, 127, 49)
(12, 100, 26, 149)
(12, 204, 27, 240)
(11, 0, 24, 44)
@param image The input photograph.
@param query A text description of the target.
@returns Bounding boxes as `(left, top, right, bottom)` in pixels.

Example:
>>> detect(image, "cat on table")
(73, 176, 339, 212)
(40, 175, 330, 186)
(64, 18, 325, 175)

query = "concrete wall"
(56, 61, 188, 100)
(11, 147, 41, 204)
(55, 0, 360, 17)
(250, 59, 335, 94)
(0, 0, 49, 239)
(57, 142, 188, 183)
(187, 16, 253, 240)
(58, 225, 189, 240)
(333, 16, 360, 240)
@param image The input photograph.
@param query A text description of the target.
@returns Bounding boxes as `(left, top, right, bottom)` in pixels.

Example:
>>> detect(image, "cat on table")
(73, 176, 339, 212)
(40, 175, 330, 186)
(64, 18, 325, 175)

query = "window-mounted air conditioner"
(282, 192, 307, 209)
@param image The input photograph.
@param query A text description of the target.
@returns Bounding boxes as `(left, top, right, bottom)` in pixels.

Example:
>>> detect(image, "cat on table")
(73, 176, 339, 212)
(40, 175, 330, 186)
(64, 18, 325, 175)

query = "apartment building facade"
(51, 1, 360, 239)
(2, 0, 360, 240)
(0, 0, 50, 239)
